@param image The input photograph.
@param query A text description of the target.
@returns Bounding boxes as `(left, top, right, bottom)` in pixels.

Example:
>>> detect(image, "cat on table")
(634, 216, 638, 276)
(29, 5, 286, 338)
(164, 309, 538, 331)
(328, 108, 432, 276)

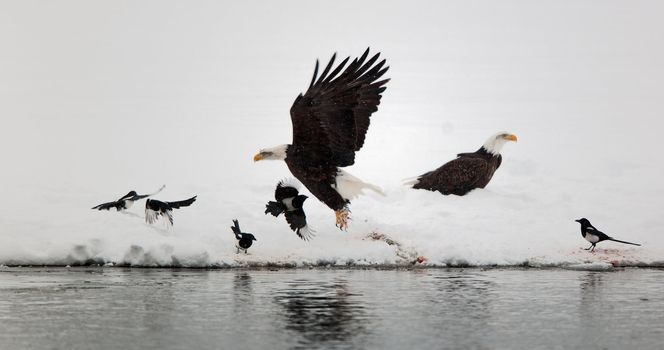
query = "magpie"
(575, 218, 641, 252)
(265, 180, 314, 241)
(92, 185, 165, 211)
(231, 219, 256, 254)
(145, 195, 197, 226)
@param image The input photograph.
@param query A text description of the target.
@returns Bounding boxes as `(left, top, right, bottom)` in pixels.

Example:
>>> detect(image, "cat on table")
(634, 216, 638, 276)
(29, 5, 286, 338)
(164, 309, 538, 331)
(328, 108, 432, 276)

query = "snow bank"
(0, 171, 660, 268)
(1, 1, 663, 267)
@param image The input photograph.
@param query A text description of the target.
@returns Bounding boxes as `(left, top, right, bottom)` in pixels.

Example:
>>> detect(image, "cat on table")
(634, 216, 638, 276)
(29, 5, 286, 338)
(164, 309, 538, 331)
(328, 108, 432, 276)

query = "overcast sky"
(1, 0, 663, 211)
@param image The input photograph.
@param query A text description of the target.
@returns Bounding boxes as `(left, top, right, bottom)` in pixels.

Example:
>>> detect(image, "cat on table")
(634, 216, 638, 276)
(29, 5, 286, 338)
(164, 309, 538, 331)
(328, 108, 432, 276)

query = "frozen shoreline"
(2, 256, 662, 270)
(2, 1, 663, 273)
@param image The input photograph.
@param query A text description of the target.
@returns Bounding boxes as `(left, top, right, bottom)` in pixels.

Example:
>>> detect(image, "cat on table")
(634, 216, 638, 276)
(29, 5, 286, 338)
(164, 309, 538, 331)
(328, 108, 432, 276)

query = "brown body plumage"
(410, 132, 517, 196)
(413, 148, 502, 196)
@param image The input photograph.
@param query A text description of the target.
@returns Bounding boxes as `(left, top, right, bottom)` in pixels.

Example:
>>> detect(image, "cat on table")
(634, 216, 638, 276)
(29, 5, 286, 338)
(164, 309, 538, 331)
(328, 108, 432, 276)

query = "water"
(0, 268, 662, 350)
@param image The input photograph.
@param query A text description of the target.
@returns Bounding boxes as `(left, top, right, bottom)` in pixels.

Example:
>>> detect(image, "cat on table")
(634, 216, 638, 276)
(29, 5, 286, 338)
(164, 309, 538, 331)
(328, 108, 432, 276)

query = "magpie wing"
(92, 201, 118, 210)
(167, 196, 197, 209)
(285, 209, 314, 241)
(275, 183, 300, 202)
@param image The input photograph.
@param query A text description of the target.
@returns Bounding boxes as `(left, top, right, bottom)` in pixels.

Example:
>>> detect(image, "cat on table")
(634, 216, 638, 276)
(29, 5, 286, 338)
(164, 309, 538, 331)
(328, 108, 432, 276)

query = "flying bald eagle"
(253, 48, 389, 230)
(407, 132, 517, 196)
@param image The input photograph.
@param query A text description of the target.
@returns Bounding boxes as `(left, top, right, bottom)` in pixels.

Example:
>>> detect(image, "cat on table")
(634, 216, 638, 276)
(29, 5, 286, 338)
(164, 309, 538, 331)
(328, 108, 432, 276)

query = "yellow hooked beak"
(503, 134, 518, 142)
(253, 153, 263, 162)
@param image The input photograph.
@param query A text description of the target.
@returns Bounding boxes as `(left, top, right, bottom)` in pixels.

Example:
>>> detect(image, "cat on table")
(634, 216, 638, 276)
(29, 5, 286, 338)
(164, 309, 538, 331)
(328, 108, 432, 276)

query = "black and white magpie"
(231, 219, 256, 254)
(265, 180, 314, 241)
(145, 195, 196, 226)
(575, 218, 641, 252)
(92, 185, 165, 211)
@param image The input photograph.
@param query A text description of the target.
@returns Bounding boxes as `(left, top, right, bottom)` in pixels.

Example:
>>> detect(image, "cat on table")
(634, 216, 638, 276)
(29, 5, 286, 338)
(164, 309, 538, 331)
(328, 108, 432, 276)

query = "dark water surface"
(0, 268, 662, 349)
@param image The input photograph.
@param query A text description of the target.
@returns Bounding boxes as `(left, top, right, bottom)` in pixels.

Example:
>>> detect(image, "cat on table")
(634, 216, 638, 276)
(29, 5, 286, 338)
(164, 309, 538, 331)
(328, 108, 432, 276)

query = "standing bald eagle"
(253, 48, 389, 230)
(408, 132, 517, 196)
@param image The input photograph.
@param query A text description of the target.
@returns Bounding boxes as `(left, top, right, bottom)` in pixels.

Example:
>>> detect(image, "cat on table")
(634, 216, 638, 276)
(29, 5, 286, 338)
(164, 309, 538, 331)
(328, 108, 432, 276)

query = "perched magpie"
(145, 196, 197, 226)
(575, 218, 641, 252)
(92, 185, 165, 211)
(265, 180, 314, 241)
(231, 219, 257, 254)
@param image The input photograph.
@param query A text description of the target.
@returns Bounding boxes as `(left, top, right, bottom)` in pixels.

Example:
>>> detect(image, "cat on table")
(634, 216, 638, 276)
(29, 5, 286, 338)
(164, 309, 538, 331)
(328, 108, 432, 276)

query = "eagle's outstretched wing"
(290, 48, 389, 167)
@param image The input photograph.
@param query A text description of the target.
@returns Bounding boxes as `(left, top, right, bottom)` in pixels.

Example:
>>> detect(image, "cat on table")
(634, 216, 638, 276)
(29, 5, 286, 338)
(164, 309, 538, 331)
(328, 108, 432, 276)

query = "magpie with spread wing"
(92, 185, 165, 211)
(265, 179, 314, 241)
(145, 195, 196, 226)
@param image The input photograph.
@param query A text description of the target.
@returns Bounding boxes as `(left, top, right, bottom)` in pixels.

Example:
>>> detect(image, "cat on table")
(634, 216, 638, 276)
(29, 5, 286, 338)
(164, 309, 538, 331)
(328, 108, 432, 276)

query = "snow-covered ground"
(1, 1, 663, 267)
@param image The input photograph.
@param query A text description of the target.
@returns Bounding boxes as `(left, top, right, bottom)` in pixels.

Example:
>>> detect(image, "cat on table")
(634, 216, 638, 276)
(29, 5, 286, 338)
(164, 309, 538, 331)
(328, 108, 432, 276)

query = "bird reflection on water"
(233, 271, 253, 305)
(273, 279, 367, 348)
(428, 271, 493, 319)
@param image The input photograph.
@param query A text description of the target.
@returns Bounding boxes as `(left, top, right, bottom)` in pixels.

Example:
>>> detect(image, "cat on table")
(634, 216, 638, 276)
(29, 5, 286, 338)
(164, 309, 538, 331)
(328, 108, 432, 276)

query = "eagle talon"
(335, 209, 351, 231)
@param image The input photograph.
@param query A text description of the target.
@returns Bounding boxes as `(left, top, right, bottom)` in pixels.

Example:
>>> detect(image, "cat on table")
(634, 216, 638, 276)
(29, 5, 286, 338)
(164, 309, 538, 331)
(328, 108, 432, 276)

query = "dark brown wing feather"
(413, 157, 489, 196)
(290, 48, 389, 167)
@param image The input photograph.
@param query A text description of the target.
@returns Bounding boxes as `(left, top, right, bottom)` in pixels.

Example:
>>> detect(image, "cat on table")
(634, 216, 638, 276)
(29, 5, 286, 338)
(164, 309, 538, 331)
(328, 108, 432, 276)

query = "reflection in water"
(137, 270, 182, 334)
(233, 271, 253, 304)
(429, 272, 493, 318)
(577, 271, 615, 346)
(579, 271, 605, 317)
(424, 271, 494, 347)
(2, 269, 663, 350)
(579, 272, 603, 301)
(274, 279, 367, 348)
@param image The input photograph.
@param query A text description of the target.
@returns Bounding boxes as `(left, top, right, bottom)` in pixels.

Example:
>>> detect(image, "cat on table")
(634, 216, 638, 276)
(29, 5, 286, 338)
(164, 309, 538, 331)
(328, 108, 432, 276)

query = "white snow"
(1, 0, 663, 267)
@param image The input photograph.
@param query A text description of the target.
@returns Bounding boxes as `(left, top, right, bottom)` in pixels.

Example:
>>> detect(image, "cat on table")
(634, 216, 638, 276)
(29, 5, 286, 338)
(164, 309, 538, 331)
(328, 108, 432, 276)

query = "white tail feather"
(402, 176, 421, 187)
(332, 169, 385, 200)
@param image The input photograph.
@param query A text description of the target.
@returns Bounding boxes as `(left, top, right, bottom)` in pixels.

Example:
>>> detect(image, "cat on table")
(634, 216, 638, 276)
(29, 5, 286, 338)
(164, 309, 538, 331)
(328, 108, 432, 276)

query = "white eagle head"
(483, 132, 518, 155)
(253, 144, 288, 162)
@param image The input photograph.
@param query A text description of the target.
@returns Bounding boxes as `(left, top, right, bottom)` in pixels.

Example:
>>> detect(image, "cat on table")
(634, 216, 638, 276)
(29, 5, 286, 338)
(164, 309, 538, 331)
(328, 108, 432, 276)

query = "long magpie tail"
(231, 219, 242, 239)
(609, 238, 641, 246)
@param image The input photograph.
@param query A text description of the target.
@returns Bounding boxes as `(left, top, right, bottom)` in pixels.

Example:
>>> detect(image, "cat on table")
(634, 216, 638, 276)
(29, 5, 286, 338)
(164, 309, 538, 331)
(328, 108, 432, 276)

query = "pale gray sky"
(1, 0, 663, 205)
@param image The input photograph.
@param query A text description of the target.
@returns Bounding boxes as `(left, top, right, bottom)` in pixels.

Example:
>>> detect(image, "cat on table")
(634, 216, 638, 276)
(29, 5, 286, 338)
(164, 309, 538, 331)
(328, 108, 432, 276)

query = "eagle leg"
(335, 207, 351, 231)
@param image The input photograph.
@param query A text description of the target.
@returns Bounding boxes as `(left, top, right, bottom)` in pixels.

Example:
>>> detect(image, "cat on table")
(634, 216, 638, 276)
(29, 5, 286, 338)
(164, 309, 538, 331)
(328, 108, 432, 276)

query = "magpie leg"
(584, 244, 593, 250)
(236, 247, 240, 254)
(590, 244, 596, 252)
